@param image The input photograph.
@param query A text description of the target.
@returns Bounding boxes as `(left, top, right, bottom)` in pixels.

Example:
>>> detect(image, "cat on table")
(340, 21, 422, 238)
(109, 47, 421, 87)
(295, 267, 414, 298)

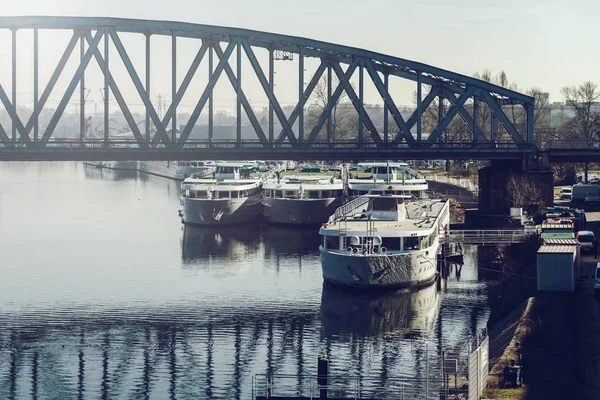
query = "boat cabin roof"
(358, 162, 409, 168)
(320, 198, 449, 237)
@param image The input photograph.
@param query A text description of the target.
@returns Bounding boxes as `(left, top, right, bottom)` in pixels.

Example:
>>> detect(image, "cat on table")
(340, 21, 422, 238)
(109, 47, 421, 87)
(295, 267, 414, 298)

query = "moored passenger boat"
(180, 163, 262, 225)
(138, 160, 214, 180)
(319, 194, 450, 290)
(348, 162, 428, 198)
(262, 175, 345, 225)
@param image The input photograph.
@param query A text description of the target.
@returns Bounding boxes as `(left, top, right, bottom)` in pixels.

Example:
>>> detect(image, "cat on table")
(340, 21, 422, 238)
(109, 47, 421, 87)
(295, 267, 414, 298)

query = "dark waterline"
(0, 162, 491, 399)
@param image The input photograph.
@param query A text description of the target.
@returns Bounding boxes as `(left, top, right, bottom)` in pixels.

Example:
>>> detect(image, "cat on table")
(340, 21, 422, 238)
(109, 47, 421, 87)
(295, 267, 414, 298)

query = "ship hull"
(262, 197, 343, 225)
(320, 245, 438, 290)
(138, 161, 207, 180)
(182, 193, 262, 226)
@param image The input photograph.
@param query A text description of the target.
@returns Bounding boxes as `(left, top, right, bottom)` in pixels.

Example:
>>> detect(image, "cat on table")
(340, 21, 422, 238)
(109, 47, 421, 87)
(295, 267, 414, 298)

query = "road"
(573, 211, 600, 400)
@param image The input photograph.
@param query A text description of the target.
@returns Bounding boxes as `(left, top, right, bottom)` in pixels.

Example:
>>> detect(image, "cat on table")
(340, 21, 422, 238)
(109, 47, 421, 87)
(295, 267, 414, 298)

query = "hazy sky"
(0, 0, 598, 114)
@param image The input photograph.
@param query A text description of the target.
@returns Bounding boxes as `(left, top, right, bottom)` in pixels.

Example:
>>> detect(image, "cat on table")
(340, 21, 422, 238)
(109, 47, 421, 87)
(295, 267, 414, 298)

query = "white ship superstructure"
(348, 162, 428, 198)
(319, 194, 450, 290)
(262, 175, 345, 225)
(138, 160, 214, 180)
(180, 163, 262, 225)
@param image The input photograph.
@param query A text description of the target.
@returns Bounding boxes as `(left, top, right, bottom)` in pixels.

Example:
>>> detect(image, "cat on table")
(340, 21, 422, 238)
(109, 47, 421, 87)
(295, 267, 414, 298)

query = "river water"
(0, 162, 491, 400)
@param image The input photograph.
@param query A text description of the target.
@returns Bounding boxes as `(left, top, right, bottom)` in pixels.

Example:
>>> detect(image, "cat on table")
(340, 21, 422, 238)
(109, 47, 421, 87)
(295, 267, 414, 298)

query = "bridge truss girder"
(0, 16, 536, 159)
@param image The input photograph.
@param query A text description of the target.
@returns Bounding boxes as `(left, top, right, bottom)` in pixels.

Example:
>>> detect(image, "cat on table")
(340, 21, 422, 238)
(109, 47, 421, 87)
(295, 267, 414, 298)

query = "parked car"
(576, 230, 596, 253)
(591, 177, 600, 184)
(559, 187, 572, 200)
(595, 263, 600, 299)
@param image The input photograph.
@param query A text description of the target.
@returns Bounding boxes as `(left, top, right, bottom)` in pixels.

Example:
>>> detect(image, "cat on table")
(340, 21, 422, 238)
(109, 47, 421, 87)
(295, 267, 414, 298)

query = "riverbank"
(484, 212, 600, 400)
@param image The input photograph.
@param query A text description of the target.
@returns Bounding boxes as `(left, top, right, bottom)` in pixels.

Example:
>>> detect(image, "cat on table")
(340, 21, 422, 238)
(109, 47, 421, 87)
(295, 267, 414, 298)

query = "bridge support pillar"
(478, 160, 553, 215)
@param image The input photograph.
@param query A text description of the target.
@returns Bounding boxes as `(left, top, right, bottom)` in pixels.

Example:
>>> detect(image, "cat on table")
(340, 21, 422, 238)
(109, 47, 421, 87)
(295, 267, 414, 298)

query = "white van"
(595, 262, 600, 298)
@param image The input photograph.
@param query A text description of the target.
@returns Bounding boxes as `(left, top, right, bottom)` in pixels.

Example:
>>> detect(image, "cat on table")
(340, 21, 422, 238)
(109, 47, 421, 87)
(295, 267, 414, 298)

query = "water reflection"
(320, 283, 439, 338)
(0, 162, 493, 400)
(181, 224, 263, 262)
(261, 224, 321, 256)
(83, 164, 138, 181)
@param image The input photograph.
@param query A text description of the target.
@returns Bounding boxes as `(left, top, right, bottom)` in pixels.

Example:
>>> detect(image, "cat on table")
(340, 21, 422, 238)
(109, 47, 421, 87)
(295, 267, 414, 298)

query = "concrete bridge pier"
(477, 156, 553, 217)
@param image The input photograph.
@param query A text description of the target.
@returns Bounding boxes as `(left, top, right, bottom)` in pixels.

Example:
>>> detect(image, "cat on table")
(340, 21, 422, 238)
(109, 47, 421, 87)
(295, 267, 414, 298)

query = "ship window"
(308, 191, 320, 199)
(217, 191, 229, 199)
(403, 236, 420, 250)
(231, 191, 239, 198)
(285, 191, 296, 198)
(324, 236, 338, 249)
(381, 237, 400, 251)
(197, 190, 207, 198)
(369, 198, 397, 211)
(275, 190, 283, 198)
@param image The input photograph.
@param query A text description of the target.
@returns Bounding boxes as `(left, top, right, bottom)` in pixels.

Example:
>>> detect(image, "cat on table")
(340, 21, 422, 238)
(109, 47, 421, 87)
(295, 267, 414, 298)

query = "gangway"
(441, 229, 538, 245)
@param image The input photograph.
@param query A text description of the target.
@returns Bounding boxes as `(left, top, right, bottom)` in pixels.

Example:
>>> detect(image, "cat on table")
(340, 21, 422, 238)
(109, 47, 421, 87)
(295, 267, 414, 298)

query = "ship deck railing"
(329, 195, 370, 223)
(252, 374, 465, 400)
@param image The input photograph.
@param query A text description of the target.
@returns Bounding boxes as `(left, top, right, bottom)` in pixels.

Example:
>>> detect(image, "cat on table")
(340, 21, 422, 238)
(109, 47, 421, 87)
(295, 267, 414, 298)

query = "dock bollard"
(317, 355, 329, 399)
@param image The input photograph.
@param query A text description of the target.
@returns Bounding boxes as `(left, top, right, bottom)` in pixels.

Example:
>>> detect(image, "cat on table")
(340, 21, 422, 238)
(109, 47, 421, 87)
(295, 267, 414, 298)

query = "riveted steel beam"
(109, 29, 170, 145)
(41, 30, 105, 144)
(275, 62, 326, 144)
(179, 40, 237, 145)
(363, 60, 413, 145)
(443, 90, 488, 142)
(83, 32, 147, 147)
(306, 60, 359, 144)
(477, 89, 524, 143)
(427, 86, 475, 144)
(331, 62, 382, 144)
(214, 41, 269, 145)
(241, 40, 295, 145)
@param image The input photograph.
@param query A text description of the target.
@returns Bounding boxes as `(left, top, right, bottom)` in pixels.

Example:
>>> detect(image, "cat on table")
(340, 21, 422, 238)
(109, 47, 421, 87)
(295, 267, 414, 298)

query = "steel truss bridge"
(0, 16, 548, 161)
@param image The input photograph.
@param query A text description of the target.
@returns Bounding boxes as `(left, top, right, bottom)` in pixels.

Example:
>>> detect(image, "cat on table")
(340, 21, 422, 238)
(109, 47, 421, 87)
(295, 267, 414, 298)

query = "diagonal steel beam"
(0, 123, 10, 145)
(444, 90, 487, 142)
(41, 30, 105, 144)
(214, 41, 270, 145)
(392, 86, 441, 145)
(108, 29, 170, 145)
(275, 62, 326, 143)
(331, 62, 381, 144)
(427, 86, 475, 144)
(306, 60, 359, 144)
(241, 40, 295, 145)
(84, 32, 147, 147)
(404, 87, 440, 131)
(179, 40, 237, 145)
(363, 60, 413, 145)
(477, 89, 524, 143)
(161, 42, 209, 129)
(0, 85, 29, 145)
(23, 33, 79, 136)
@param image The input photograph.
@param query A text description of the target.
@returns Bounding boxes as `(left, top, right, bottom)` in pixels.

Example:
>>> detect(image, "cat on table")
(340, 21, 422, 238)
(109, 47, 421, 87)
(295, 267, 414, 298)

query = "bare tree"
(306, 76, 357, 141)
(506, 173, 544, 212)
(559, 81, 600, 182)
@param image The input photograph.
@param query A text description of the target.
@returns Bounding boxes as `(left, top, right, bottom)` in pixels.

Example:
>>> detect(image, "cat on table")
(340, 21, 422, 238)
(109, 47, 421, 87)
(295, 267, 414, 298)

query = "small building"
(537, 245, 577, 292)
(541, 238, 581, 279)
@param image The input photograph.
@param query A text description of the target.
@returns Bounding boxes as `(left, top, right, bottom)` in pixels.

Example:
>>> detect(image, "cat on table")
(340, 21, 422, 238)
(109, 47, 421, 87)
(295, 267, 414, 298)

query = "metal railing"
(536, 139, 600, 150)
(252, 374, 463, 400)
(0, 138, 539, 151)
(441, 229, 538, 245)
(331, 195, 370, 222)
